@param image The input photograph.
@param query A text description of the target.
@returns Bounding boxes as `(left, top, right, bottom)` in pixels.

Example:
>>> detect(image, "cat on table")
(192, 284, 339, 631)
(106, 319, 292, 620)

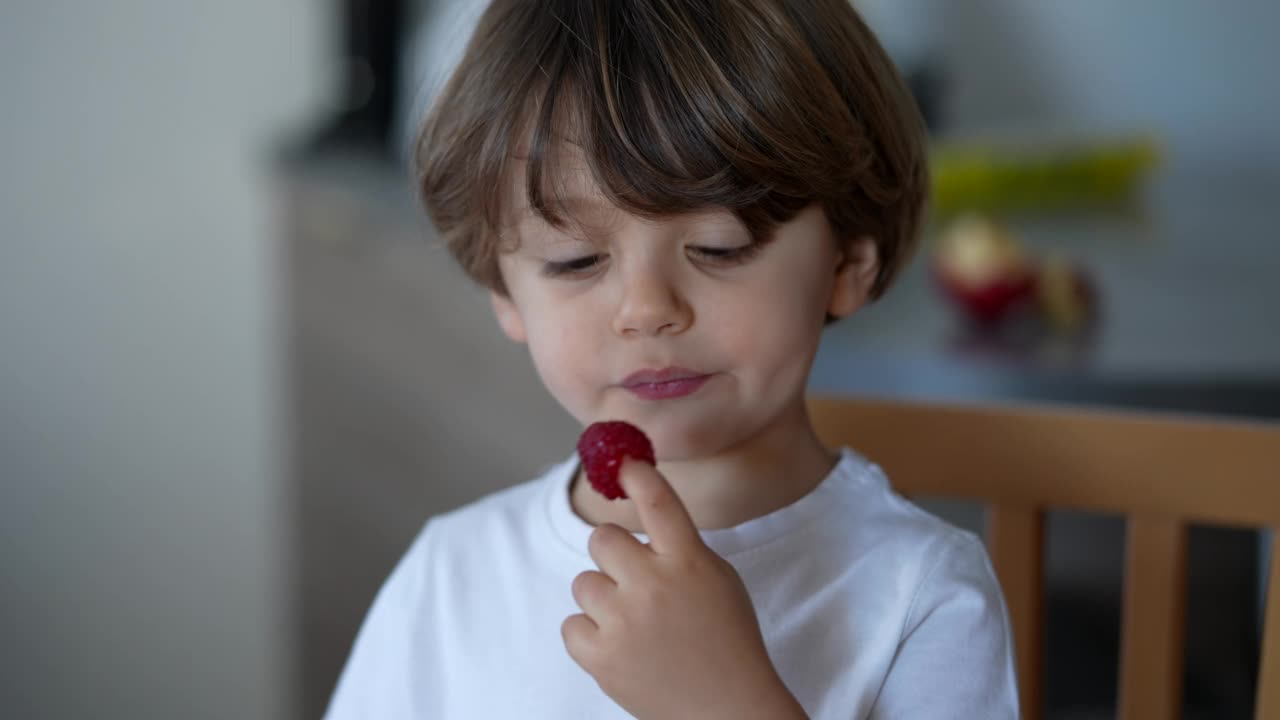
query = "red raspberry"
(577, 421, 655, 500)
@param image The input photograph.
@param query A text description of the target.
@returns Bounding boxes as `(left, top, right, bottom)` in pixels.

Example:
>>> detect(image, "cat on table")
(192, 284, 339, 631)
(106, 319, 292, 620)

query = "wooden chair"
(807, 394, 1280, 720)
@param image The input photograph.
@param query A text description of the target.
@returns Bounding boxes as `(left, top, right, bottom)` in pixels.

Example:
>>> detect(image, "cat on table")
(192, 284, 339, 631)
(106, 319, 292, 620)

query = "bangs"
(496, 0, 871, 241)
(417, 0, 927, 296)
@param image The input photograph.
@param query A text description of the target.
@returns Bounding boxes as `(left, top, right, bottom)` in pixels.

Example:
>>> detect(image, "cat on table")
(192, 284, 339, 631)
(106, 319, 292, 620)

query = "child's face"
(491, 167, 876, 461)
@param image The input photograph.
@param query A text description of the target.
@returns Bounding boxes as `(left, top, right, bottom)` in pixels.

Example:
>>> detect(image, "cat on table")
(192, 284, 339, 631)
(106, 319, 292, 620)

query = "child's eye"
(687, 242, 764, 266)
(541, 254, 604, 278)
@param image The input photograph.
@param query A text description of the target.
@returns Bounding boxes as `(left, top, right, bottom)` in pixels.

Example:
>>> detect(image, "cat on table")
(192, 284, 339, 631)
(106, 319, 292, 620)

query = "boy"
(327, 0, 1018, 717)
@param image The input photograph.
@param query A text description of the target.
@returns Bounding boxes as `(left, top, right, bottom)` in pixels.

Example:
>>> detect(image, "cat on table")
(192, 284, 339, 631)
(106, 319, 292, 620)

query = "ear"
(489, 291, 528, 343)
(827, 236, 880, 319)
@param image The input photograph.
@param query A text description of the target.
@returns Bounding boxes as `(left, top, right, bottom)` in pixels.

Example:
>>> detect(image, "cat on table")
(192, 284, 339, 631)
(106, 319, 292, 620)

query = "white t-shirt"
(325, 449, 1019, 719)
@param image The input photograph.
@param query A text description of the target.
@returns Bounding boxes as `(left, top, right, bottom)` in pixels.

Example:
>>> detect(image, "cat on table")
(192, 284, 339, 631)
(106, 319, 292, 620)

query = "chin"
(647, 419, 745, 463)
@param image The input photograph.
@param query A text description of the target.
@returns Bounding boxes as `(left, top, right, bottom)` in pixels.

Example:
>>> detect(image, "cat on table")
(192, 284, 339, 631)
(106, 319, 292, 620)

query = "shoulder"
(432, 456, 570, 533)
(810, 450, 1005, 619)
(405, 457, 572, 574)
(845, 456, 1005, 625)
(323, 458, 576, 719)
(826, 449, 986, 566)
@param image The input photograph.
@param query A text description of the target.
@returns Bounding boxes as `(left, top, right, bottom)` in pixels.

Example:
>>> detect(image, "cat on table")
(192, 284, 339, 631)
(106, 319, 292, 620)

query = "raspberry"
(577, 421, 655, 500)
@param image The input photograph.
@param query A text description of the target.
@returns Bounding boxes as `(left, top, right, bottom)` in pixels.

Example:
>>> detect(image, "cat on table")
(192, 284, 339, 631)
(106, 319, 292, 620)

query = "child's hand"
(562, 460, 808, 720)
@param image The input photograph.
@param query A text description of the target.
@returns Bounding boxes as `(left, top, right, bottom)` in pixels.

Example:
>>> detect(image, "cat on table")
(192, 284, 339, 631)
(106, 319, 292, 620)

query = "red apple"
(932, 214, 1037, 325)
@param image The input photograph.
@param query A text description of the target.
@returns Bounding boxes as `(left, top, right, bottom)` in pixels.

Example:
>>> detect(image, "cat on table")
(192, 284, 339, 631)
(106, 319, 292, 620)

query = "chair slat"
(1257, 529, 1279, 719)
(1119, 515, 1189, 720)
(986, 505, 1045, 720)
(806, 397, 1280, 528)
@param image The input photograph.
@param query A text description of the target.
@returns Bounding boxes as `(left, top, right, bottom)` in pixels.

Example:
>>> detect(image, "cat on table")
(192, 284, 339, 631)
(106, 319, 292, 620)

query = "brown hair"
(415, 0, 927, 301)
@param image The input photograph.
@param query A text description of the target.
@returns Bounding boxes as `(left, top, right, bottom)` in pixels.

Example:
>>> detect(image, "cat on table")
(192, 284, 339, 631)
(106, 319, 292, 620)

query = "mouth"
(621, 367, 713, 400)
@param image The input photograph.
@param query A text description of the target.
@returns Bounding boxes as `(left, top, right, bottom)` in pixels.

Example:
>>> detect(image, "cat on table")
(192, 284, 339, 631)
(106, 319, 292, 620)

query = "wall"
(937, 0, 1280, 170)
(0, 2, 329, 718)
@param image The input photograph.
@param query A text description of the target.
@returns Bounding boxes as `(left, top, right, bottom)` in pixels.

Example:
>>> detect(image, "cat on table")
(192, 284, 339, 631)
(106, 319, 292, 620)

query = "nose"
(612, 263, 693, 337)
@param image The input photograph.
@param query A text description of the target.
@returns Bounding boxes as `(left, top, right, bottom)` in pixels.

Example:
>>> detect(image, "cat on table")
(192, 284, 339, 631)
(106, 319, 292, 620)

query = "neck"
(570, 399, 839, 532)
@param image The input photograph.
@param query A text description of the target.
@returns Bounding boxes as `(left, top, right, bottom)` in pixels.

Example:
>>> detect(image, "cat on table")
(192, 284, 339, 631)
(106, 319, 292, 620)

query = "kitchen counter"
(812, 167, 1280, 420)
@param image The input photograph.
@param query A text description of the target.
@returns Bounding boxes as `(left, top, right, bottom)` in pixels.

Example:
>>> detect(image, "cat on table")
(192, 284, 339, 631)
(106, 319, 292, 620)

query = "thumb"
(619, 459, 701, 555)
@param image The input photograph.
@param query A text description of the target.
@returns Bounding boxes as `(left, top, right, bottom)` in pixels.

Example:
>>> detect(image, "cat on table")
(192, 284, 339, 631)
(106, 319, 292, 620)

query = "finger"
(570, 569, 617, 619)
(560, 613, 598, 669)
(587, 522, 648, 581)
(618, 458, 701, 555)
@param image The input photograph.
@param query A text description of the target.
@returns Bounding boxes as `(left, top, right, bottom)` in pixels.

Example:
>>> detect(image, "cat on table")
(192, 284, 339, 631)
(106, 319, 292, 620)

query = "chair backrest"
(807, 394, 1280, 720)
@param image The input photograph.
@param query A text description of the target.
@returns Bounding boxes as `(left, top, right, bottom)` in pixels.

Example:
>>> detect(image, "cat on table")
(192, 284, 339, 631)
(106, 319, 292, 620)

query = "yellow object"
(930, 136, 1161, 215)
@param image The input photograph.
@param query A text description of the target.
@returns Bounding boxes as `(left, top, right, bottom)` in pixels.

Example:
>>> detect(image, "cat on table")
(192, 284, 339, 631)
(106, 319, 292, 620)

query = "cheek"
(519, 304, 604, 420)
(715, 258, 832, 377)
(716, 284, 824, 374)
(525, 313, 578, 372)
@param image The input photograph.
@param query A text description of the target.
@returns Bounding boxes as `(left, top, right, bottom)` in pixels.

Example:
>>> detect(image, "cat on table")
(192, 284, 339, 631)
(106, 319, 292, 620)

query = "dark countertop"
(812, 167, 1280, 420)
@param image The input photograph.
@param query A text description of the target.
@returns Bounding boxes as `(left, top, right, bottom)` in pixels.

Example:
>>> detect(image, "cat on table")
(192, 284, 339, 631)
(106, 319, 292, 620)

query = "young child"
(326, 1, 1018, 717)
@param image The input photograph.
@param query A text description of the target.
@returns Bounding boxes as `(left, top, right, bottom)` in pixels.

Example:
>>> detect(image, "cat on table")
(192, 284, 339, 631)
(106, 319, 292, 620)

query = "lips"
(622, 367, 705, 386)
(621, 367, 712, 400)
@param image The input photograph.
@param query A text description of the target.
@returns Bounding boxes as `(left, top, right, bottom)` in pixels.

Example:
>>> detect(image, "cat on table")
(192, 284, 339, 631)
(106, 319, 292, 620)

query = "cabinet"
(277, 152, 578, 718)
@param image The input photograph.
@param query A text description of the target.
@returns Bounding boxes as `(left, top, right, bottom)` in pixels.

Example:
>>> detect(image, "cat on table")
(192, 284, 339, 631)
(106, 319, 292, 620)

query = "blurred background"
(2, 1, 1276, 719)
